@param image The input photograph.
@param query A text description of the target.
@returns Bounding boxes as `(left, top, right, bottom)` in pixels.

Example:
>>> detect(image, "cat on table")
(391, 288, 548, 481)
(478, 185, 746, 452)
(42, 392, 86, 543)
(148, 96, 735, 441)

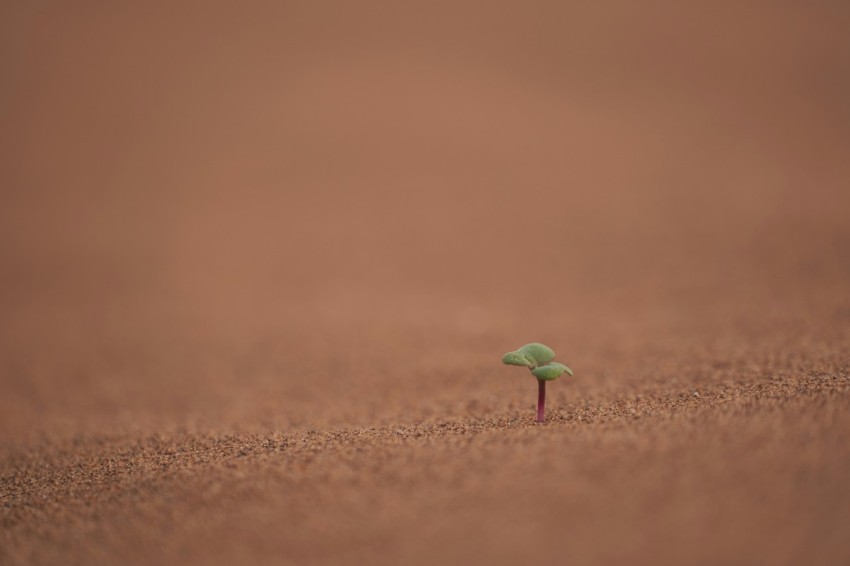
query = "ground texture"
(2, 2, 850, 564)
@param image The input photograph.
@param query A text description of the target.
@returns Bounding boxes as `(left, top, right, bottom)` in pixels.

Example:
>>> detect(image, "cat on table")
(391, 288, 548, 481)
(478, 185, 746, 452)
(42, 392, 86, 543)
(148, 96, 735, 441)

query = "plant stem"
(537, 379, 546, 423)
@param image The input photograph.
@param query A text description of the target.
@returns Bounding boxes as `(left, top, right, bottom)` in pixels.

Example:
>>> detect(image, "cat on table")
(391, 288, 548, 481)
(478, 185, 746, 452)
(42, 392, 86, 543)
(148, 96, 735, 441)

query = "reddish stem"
(536, 379, 546, 423)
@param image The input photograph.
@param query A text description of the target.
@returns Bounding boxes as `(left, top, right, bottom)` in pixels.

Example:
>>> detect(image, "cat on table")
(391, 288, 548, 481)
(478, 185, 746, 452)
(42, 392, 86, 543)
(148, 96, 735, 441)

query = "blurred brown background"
(1, 1, 849, 564)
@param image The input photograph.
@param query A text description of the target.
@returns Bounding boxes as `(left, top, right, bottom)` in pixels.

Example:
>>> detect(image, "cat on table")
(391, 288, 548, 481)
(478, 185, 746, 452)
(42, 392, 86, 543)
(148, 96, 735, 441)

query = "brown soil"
(2, 2, 849, 564)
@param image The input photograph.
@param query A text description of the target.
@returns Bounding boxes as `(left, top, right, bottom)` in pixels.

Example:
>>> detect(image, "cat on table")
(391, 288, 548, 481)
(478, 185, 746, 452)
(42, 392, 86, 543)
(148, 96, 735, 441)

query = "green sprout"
(502, 343, 573, 423)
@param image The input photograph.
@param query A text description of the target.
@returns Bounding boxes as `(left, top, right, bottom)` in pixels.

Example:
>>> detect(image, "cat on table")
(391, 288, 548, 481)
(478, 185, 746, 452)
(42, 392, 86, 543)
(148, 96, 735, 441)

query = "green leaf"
(502, 343, 556, 369)
(516, 343, 555, 366)
(531, 362, 573, 381)
(502, 351, 535, 367)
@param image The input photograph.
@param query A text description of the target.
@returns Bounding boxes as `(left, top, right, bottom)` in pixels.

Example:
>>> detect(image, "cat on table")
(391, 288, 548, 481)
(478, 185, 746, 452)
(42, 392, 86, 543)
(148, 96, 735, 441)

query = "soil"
(2, 2, 849, 564)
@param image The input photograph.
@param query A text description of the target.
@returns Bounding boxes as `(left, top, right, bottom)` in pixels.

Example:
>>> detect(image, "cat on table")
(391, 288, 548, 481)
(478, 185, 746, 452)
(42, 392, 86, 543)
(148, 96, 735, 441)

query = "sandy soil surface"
(2, 2, 849, 564)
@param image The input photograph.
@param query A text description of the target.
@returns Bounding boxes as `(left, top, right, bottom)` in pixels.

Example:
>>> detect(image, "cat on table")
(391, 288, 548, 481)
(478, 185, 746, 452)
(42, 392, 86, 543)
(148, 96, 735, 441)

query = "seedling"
(502, 343, 573, 423)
